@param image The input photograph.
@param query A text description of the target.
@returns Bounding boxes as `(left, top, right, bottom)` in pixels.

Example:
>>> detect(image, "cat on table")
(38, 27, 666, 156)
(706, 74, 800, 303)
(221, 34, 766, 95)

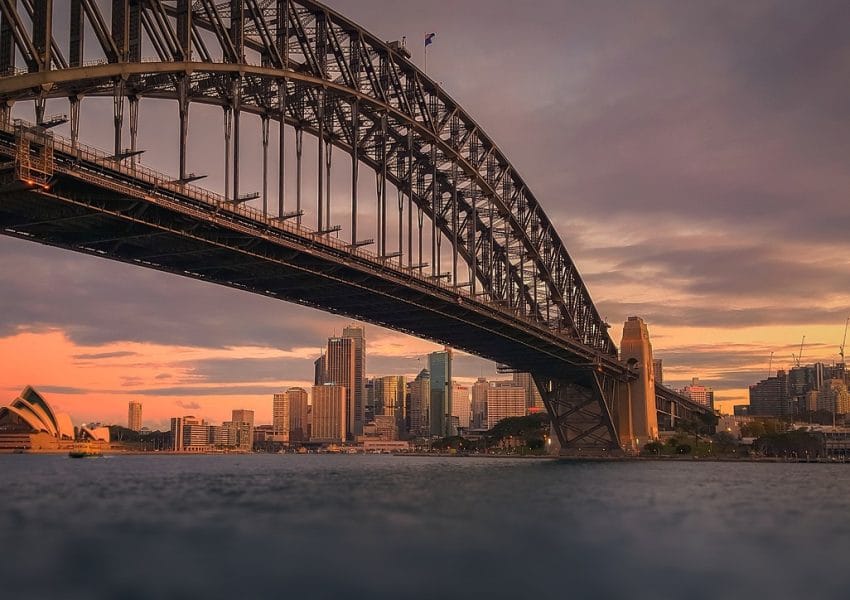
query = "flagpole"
(424, 33, 436, 76)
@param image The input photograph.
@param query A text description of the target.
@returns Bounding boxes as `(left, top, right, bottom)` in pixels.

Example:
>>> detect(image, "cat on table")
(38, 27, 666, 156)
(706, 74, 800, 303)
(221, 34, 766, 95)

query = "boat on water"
(68, 445, 103, 458)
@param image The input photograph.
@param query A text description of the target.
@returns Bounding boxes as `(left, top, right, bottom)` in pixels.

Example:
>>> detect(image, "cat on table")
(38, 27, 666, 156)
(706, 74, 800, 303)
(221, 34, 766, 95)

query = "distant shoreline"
(1, 449, 847, 463)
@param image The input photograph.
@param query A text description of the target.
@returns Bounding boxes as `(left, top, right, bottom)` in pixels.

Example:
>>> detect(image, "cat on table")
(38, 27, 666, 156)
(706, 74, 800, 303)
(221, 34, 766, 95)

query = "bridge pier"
(534, 372, 622, 456)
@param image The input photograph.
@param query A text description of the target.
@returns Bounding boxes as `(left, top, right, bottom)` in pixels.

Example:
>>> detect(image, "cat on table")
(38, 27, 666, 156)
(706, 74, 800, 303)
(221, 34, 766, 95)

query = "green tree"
(643, 441, 664, 455)
(711, 431, 738, 454)
(431, 436, 472, 452)
(485, 413, 550, 451)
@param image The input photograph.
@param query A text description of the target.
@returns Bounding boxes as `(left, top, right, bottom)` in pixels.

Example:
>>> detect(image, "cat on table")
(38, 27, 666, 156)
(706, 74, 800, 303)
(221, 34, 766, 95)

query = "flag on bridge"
(424, 33, 436, 47)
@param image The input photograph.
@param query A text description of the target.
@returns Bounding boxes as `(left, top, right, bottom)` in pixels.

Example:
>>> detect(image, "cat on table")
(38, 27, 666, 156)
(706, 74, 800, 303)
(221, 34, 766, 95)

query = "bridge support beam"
(534, 371, 622, 456)
(616, 316, 659, 451)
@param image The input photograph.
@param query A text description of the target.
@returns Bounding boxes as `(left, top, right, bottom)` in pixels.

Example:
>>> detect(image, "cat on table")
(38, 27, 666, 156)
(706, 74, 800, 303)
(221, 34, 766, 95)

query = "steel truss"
(0, 1, 658, 451)
(0, 0, 616, 356)
(534, 372, 621, 452)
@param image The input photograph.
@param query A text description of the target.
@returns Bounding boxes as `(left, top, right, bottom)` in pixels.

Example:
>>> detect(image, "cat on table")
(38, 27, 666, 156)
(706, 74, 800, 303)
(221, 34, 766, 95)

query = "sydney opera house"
(0, 386, 77, 451)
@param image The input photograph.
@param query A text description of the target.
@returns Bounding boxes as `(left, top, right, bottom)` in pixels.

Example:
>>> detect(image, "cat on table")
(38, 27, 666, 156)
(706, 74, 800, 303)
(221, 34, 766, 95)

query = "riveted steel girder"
(0, 0, 617, 357)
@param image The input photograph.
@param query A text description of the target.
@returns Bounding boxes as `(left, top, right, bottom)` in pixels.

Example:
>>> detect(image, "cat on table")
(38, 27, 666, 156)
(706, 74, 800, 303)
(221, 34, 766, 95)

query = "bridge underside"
(0, 158, 626, 449)
(0, 0, 716, 456)
(0, 169, 709, 452)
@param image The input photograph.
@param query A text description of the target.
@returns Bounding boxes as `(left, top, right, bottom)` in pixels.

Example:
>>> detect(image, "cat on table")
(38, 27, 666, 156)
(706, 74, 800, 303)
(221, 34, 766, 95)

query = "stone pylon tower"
(617, 317, 659, 449)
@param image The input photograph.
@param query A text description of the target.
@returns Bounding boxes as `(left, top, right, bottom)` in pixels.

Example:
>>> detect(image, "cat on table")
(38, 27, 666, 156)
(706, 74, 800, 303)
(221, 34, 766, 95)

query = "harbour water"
(2, 454, 849, 599)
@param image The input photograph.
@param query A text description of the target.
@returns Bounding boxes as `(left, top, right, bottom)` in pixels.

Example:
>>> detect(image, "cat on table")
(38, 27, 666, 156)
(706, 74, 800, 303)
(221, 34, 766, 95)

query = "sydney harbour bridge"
(0, 0, 710, 453)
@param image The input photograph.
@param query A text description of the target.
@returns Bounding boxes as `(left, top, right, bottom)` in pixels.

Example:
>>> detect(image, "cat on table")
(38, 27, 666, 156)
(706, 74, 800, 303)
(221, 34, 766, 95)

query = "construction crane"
(792, 335, 805, 368)
(767, 351, 774, 378)
(840, 317, 849, 365)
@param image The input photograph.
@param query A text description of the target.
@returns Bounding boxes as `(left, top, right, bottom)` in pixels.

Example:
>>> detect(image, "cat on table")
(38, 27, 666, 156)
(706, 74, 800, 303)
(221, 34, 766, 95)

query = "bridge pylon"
(615, 316, 659, 451)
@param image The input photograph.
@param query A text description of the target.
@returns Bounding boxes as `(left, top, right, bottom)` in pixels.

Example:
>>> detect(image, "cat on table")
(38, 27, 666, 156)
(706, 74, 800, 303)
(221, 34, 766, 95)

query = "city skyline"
(1, 0, 848, 424)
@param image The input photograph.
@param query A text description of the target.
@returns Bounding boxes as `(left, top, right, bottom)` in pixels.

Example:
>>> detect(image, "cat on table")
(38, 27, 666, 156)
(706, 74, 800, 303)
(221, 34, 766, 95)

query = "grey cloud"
(36, 385, 89, 395)
(596, 300, 849, 331)
(187, 357, 311, 385)
(1, 0, 849, 387)
(176, 400, 202, 410)
(73, 351, 139, 360)
(585, 240, 850, 308)
(0, 236, 350, 348)
(126, 385, 286, 397)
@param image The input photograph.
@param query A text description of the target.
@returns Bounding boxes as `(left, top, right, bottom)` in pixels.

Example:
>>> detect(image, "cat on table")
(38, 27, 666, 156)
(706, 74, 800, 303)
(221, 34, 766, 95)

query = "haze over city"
(1, 0, 848, 426)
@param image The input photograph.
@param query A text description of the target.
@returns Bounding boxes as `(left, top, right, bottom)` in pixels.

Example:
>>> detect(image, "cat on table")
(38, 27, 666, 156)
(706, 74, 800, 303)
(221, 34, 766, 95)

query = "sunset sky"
(2, 0, 849, 428)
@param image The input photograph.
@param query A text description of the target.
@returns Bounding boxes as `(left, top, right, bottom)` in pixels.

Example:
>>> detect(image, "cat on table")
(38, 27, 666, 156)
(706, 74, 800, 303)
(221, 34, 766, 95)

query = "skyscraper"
(409, 368, 430, 437)
(375, 375, 406, 435)
(272, 392, 290, 442)
(428, 348, 452, 437)
(471, 377, 489, 429)
(286, 387, 309, 442)
(231, 409, 254, 427)
(314, 352, 326, 385)
(486, 383, 526, 429)
(749, 371, 792, 418)
(451, 382, 470, 433)
(326, 336, 356, 439)
(365, 377, 376, 422)
(312, 384, 347, 443)
(128, 401, 142, 432)
(512, 372, 544, 410)
(342, 324, 366, 436)
(229, 409, 254, 451)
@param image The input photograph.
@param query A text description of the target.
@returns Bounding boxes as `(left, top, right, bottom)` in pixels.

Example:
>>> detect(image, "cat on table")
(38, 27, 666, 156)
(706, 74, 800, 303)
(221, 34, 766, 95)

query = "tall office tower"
(342, 324, 366, 436)
(272, 393, 290, 442)
(230, 409, 255, 451)
(749, 371, 791, 418)
(471, 377, 489, 429)
(486, 383, 526, 429)
(652, 359, 663, 385)
(409, 368, 430, 437)
(128, 401, 142, 432)
(451, 383, 470, 432)
(365, 377, 376, 422)
(512, 372, 544, 410)
(170, 417, 184, 451)
(375, 375, 407, 434)
(326, 336, 356, 439)
(429, 348, 452, 437)
(312, 384, 347, 443)
(231, 409, 254, 426)
(817, 379, 850, 415)
(286, 387, 310, 442)
(314, 352, 327, 385)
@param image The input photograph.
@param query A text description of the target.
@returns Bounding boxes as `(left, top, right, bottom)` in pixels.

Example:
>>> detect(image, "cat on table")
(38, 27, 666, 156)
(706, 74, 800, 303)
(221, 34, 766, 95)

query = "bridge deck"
(0, 124, 627, 381)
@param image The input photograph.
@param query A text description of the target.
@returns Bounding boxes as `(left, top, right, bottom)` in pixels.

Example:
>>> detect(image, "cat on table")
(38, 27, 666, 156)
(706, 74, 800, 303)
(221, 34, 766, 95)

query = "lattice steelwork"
(0, 0, 679, 452)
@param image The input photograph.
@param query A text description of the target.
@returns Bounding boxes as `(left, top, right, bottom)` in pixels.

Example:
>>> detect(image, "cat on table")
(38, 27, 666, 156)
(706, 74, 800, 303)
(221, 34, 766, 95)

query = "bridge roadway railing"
(0, 118, 629, 376)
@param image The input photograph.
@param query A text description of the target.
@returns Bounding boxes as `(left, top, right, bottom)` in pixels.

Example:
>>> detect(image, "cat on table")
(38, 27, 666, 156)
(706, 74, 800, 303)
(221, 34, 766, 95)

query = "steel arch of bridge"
(0, 0, 615, 355)
(0, 0, 635, 451)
